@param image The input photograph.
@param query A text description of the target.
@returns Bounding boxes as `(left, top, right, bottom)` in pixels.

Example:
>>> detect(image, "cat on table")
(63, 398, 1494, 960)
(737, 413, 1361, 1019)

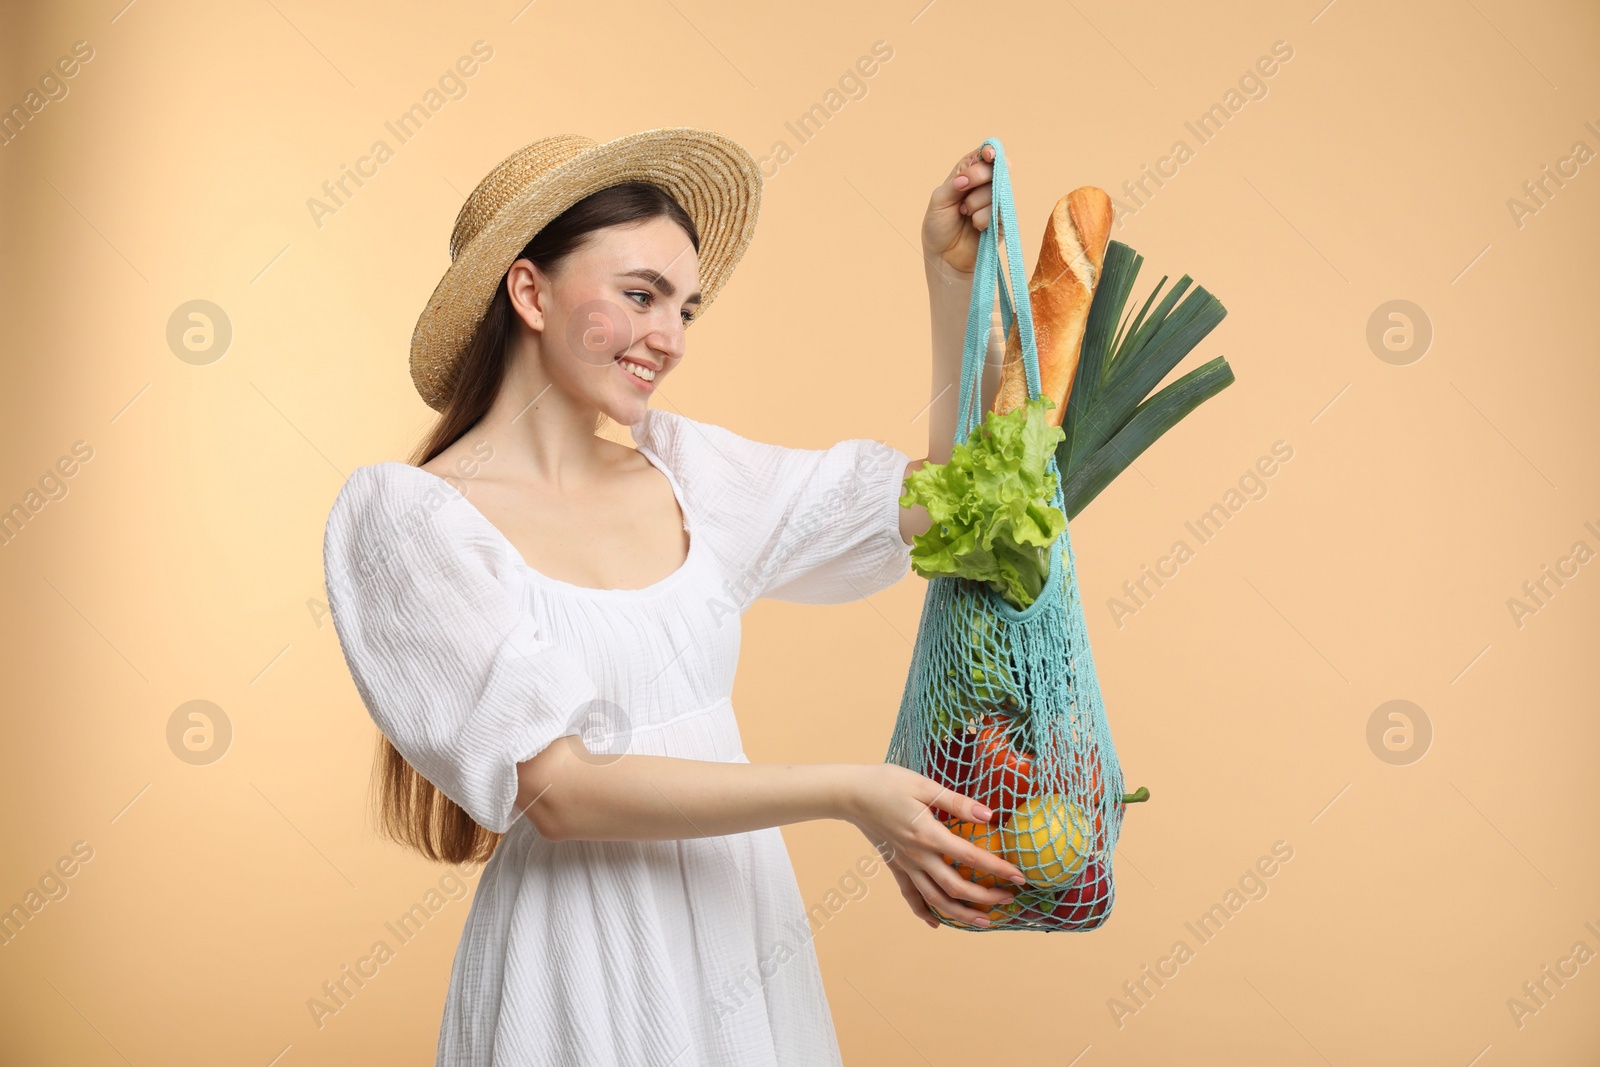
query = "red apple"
(1019, 858, 1112, 930)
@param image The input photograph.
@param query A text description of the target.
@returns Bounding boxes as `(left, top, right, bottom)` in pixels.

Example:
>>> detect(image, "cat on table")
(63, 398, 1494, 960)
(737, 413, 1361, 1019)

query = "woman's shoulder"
(323, 462, 514, 589)
(327, 462, 474, 532)
(630, 406, 797, 481)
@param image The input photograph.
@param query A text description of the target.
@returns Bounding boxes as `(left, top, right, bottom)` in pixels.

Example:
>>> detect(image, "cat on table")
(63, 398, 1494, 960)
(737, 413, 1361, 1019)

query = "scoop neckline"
(381, 444, 700, 598)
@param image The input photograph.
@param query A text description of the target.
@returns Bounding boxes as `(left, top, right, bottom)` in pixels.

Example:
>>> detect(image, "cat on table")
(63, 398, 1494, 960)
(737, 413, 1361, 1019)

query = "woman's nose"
(649, 310, 687, 360)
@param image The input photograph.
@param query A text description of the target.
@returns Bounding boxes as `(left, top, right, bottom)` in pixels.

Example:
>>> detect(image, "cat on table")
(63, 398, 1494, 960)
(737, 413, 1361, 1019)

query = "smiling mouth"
(615, 356, 658, 382)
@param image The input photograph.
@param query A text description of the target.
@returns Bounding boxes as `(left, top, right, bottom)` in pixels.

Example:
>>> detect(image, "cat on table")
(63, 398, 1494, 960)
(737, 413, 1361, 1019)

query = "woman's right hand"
(922, 142, 996, 275)
(843, 763, 1026, 929)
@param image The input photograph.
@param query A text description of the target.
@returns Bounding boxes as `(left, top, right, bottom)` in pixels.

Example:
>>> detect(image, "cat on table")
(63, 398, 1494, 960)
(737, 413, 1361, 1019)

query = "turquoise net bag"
(886, 136, 1139, 932)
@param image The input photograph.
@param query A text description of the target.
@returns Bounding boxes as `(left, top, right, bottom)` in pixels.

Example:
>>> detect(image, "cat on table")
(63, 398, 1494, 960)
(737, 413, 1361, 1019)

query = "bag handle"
(954, 136, 1040, 445)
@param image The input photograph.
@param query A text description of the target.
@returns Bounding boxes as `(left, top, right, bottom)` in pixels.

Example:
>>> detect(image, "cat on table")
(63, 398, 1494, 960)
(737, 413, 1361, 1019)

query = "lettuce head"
(899, 395, 1067, 610)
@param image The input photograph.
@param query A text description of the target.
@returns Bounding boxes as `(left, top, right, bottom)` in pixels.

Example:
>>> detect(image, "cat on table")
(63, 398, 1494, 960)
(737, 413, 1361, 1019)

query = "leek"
(1056, 240, 1234, 520)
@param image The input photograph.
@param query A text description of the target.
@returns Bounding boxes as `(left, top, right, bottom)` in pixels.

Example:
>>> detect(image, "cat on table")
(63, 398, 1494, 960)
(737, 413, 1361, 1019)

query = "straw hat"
(409, 127, 763, 412)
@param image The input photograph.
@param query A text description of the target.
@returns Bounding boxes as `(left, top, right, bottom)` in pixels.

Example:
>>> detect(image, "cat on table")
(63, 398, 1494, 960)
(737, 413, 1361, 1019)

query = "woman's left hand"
(920, 142, 997, 275)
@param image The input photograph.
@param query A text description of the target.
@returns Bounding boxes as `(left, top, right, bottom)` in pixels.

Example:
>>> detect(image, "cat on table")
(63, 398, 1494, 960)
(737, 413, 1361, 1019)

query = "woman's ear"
(505, 258, 546, 333)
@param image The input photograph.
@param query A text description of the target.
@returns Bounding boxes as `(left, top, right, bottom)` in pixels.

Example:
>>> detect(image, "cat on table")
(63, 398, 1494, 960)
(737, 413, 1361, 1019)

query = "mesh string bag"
(885, 136, 1132, 932)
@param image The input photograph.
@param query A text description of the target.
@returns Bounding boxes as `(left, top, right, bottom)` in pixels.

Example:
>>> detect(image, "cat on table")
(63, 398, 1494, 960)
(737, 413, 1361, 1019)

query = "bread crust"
(991, 186, 1114, 428)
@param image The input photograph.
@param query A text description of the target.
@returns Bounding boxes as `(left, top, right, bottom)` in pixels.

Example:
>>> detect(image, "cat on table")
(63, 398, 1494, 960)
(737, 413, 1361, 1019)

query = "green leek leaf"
(1057, 239, 1234, 517)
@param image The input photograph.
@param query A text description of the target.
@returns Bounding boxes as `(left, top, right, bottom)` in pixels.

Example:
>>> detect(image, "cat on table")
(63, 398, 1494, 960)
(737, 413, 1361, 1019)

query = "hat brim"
(409, 127, 763, 412)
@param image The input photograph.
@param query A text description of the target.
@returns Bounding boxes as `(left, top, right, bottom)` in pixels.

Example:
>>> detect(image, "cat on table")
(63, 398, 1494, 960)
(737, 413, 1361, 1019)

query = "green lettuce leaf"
(899, 395, 1067, 610)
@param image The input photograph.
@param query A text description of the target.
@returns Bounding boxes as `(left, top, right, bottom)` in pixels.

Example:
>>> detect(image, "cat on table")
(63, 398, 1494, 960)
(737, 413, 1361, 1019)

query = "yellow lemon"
(999, 794, 1090, 887)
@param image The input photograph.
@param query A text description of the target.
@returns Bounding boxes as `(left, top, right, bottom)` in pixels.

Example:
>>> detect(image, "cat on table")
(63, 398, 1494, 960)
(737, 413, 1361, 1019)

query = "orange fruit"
(941, 817, 1006, 888)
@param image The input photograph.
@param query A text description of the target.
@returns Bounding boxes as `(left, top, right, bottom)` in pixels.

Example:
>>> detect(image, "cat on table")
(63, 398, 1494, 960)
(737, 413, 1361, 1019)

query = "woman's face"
(513, 215, 701, 427)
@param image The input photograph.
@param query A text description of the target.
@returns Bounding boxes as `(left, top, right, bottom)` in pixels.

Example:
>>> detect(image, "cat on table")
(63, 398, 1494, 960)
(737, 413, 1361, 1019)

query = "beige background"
(2, 0, 1597, 1062)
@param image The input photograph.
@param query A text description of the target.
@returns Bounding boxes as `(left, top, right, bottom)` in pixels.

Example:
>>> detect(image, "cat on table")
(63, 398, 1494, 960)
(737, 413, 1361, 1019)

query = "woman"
(322, 128, 1026, 1066)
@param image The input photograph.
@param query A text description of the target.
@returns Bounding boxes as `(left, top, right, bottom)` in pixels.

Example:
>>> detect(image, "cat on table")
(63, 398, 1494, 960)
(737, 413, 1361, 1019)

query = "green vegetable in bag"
(899, 394, 1066, 611)
(927, 609, 1024, 738)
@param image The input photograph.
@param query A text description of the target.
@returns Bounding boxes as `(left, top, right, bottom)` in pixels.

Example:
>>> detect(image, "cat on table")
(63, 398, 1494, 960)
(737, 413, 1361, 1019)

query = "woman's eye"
(626, 290, 693, 326)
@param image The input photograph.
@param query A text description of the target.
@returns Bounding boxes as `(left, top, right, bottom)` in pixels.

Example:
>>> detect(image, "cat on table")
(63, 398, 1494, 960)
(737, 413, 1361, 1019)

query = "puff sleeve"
(636, 411, 913, 611)
(322, 464, 601, 834)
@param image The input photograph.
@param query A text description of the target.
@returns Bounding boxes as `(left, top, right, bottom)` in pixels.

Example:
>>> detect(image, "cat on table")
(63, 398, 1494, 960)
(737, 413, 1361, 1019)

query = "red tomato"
(925, 714, 1034, 824)
(925, 726, 981, 822)
(969, 723, 1034, 822)
(926, 726, 979, 789)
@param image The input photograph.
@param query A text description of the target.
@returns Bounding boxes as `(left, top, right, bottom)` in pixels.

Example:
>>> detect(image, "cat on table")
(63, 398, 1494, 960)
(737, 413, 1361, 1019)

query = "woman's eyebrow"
(618, 268, 702, 305)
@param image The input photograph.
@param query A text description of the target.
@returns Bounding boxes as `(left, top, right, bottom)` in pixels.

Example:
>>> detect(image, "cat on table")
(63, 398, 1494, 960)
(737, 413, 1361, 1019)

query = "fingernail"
(974, 804, 992, 821)
(954, 174, 969, 188)
(1011, 874, 1026, 884)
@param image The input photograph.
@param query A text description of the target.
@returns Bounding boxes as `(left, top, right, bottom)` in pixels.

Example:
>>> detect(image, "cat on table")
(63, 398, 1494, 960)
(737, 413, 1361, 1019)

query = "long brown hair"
(373, 180, 700, 864)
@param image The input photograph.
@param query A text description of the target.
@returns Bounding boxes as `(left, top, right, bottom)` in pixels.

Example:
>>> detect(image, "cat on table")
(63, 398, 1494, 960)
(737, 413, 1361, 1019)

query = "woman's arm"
(922, 255, 991, 469)
(900, 143, 1003, 547)
(517, 737, 850, 841)
(515, 736, 1027, 928)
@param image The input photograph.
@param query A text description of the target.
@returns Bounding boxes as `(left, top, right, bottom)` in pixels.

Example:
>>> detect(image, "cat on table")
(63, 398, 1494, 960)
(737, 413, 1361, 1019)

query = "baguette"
(990, 186, 1115, 428)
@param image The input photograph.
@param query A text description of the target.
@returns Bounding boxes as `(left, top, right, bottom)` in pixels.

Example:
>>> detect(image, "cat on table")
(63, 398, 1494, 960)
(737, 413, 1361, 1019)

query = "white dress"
(321, 407, 913, 1066)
